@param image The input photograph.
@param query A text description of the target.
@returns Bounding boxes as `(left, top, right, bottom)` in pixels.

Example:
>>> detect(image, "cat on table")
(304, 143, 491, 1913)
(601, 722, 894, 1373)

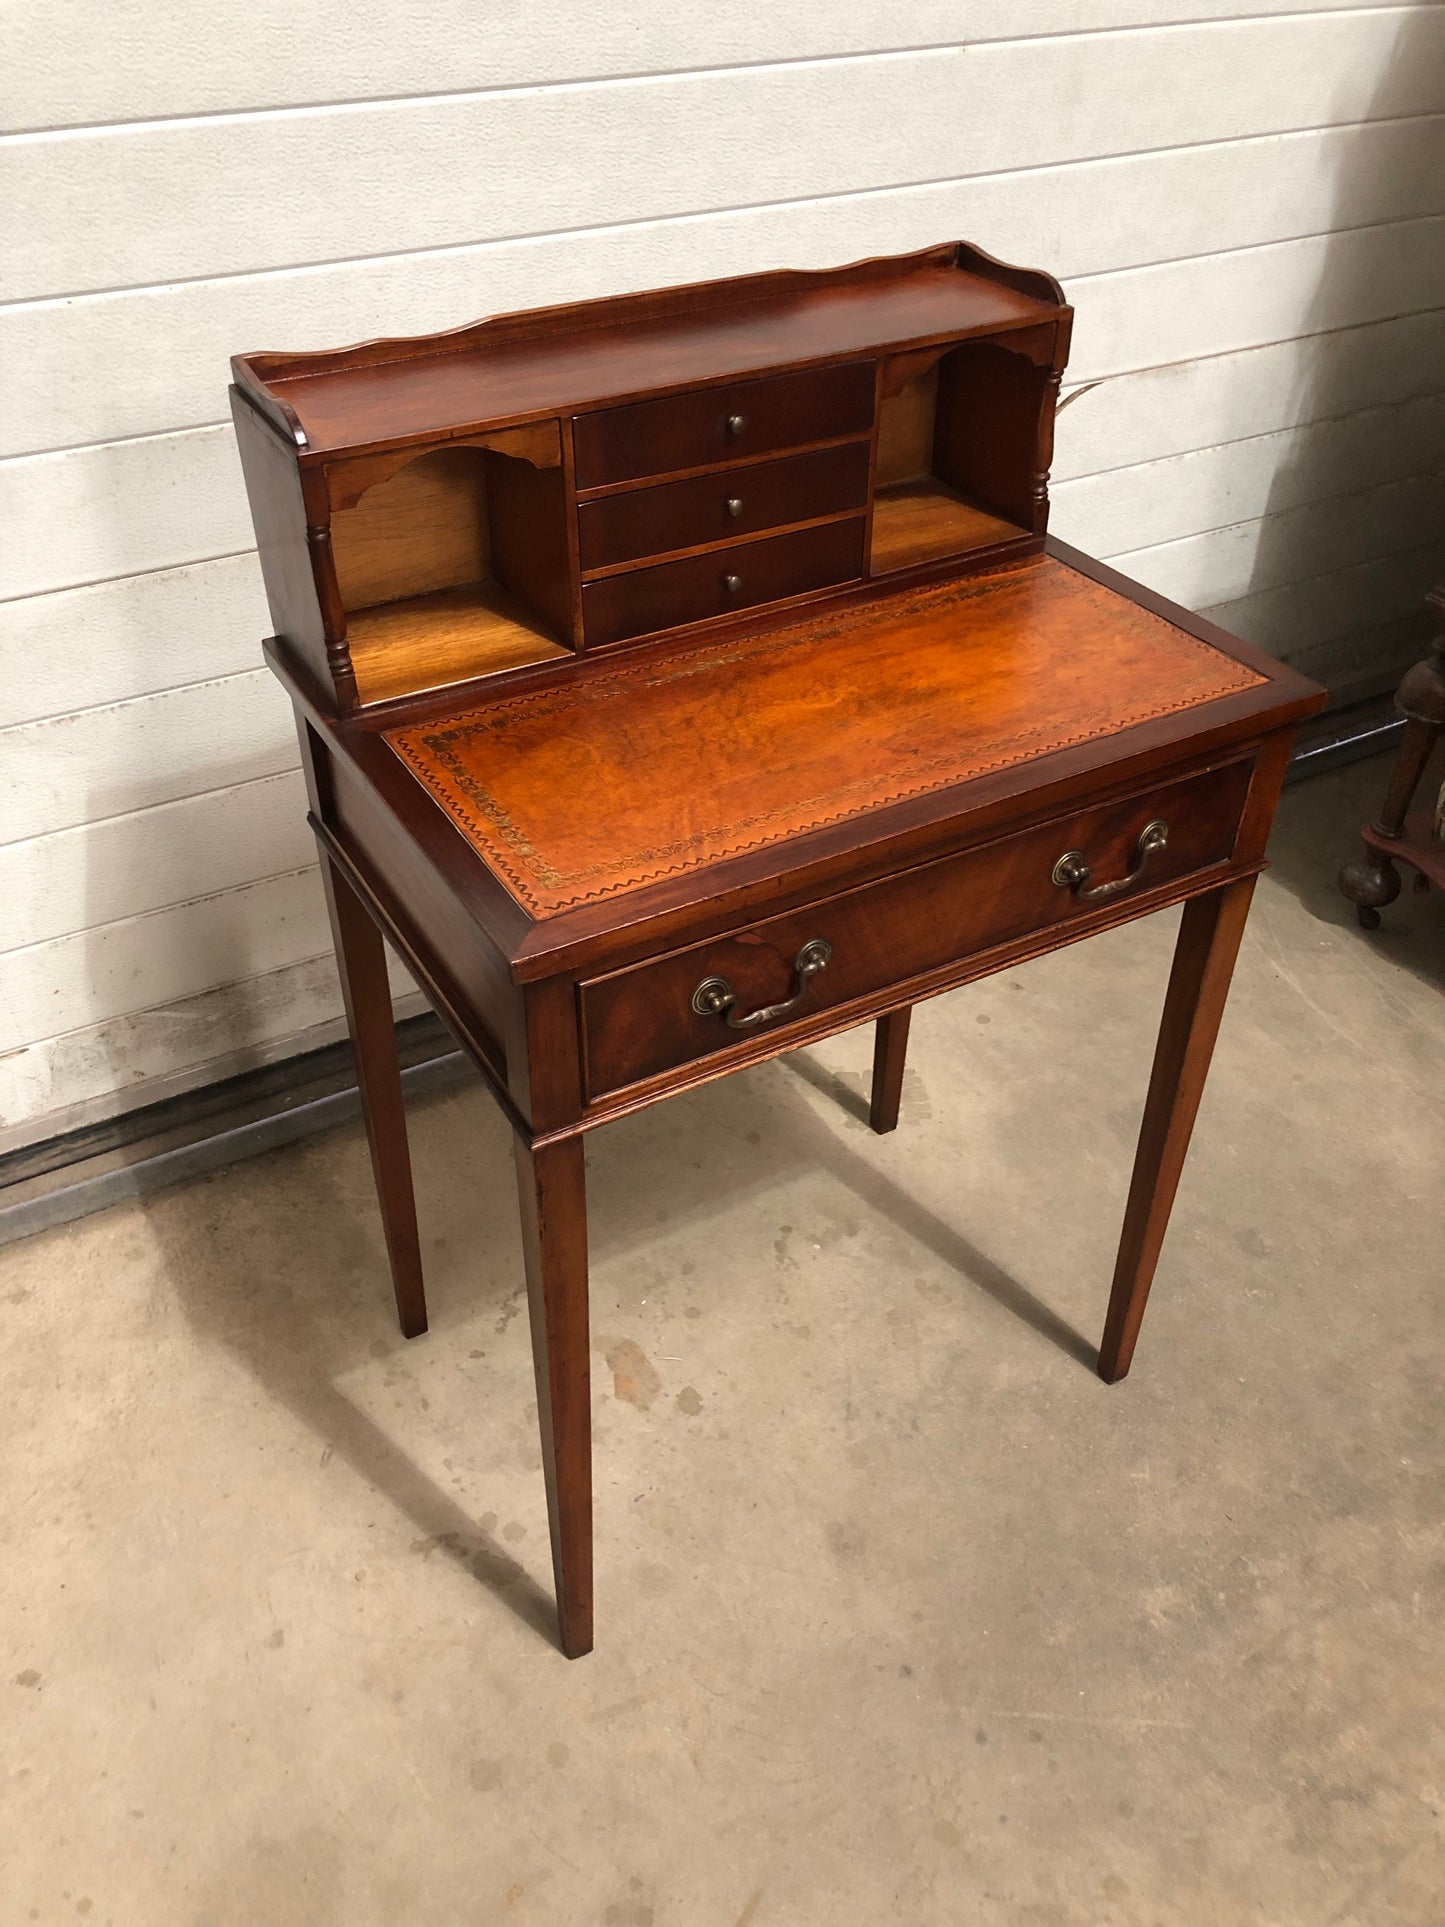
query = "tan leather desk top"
(386, 558, 1264, 917)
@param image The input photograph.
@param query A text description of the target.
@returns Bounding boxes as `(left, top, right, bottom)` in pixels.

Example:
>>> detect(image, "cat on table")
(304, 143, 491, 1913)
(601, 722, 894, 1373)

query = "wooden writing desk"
(231, 245, 1324, 1656)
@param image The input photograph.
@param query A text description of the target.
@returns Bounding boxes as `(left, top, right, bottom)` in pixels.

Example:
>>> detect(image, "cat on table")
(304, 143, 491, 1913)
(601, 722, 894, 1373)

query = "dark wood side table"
(1338, 588, 1445, 927)
(230, 246, 1324, 1656)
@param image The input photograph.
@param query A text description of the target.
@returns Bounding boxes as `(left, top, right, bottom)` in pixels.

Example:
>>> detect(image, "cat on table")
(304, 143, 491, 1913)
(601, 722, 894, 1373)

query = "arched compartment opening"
(869, 326, 1057, 576)
(329, 435, 572, 704)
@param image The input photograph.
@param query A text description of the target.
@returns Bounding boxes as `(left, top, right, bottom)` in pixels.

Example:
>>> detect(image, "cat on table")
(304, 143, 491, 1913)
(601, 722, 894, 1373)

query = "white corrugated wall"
(2, 2, 1443, 1148)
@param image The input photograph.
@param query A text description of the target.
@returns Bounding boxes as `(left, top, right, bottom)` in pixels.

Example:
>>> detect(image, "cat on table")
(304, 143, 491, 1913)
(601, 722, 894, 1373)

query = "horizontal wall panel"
(1201, 542, 1445, 659)
(1105, 474, 1445, 610)
(0, 427, 249, 601)
(1280, 610, 1430, 704)
(2, 0, 1412, 132)
(1067, 214, 1445, 388)
(7, 13, 1444, 299)
(1055, 307, 1445, 481)
(0, 772, 313, 953)
(7, 224, 1445, 606)
(0, 552, 270, 728)
(0, 952, 339, 1142)
(0, 950, 420, 1151)
(1053, 394, 1445, 556)
(7, 114, 1443, 457)
(0, 868, 332, 1054)
(0, 670, 297, 847)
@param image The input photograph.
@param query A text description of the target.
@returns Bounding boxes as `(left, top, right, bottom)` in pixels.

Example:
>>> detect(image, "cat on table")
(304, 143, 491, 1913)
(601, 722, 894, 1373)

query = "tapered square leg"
(319, 850, 428, 1339)
(1099, 878, 1256, 1384)
(514, 1132, 593, 1659)
(869, 1007, 912, 1134)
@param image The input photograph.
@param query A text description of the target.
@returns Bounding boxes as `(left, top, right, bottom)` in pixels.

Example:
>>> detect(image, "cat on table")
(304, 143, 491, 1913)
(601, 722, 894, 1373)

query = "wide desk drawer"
(577, 441, 871, 573)
(571, 361, 876, 489)
(580, 757, 1254, 1100)
(581, 516, 866, 647)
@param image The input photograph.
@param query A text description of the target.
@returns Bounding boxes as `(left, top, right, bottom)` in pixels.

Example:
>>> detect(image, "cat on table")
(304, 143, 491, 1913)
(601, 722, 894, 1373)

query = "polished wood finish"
(347, 586, 569, 705)
(869, 479, 1024, 574)
(579, 756, 1253, 1100)
(934, 336, 1057, 535)
(514, 1131, 592, 1659)
(330, 446, 493, 611)
(875, 360, 941, 485)
(576, 440, 870, 573)
(229, 248, 1325, 1657)
(580, 515, 867, 648)
(234, 245, 1062, 459)
(1338, 592, 1445, 925)
(317, 847, 428, 1339)
(869, 1008, 912, 1135)
(231, 389, 354, 708)
(572, 360, 876, 488)
(1098, 875, 1258, 1383)
(232, 245, 1070, 712)
(325, 420, 563, 513)
(388, 561, 1263, 919)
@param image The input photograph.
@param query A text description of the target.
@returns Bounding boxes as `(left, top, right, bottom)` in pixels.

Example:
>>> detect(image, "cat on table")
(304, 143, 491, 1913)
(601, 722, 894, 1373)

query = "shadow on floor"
(138, 1008, 1099, 1648)
(137, 1137, 561, 1647)
(780, 1052, 1097, 1371)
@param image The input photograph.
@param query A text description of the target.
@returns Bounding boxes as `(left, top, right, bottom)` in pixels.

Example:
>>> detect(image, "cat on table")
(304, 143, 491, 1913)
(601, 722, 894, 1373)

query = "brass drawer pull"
(726, 412, 747, 436)
(723, 572, 742, 594)
(725, 495, 743, 517)
(691, 938, 832, 1030)
(1053, 819, 1169, 903)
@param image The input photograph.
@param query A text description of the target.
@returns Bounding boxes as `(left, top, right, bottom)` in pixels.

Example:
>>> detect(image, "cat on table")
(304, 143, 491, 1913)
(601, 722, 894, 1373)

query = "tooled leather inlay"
(386, 559, 1265, 915)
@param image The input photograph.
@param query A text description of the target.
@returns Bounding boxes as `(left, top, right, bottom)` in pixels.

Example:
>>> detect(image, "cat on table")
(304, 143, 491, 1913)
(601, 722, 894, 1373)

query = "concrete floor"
(3, 755, 1443, 1927)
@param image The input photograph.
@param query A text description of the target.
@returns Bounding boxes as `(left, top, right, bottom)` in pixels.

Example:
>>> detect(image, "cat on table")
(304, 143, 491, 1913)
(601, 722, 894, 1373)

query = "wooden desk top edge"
(278, 542, 1324, 983)
(232, 243, 1069, 461)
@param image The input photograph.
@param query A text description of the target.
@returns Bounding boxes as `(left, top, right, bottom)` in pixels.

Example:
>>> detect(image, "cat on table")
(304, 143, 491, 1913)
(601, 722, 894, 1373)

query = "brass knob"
(723, 573, 742, 594)
(725, 496, 743, 518)
(726, 413, 746, 436)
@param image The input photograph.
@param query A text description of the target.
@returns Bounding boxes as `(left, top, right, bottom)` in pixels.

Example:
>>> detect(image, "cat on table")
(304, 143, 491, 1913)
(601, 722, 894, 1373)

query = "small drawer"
(581, 517, 866, 647)
(571, 361, 876, 489)
(580, 758, 1254, 1100)
(577, 441, 871, 573)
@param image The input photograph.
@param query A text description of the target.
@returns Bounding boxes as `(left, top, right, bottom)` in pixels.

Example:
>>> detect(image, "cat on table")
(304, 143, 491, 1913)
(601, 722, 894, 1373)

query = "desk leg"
(319, 850, 428, 1340)
(514, 1133, 593, 1659)
(1098, 877, 1256, 1384)
(869, 1008, 913, 1134)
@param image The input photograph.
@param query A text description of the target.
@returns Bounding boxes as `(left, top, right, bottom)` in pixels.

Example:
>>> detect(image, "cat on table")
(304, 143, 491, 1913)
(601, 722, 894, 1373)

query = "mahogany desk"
(230, 246, 1324, 1655)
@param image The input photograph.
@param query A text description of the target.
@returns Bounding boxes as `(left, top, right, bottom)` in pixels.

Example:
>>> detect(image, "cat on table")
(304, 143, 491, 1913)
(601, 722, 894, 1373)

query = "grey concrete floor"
(3, 755, 1443, 1927)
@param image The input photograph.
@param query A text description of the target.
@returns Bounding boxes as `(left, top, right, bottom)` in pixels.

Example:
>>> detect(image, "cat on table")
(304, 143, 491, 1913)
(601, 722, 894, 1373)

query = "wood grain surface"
(387, 557, 1264, 915)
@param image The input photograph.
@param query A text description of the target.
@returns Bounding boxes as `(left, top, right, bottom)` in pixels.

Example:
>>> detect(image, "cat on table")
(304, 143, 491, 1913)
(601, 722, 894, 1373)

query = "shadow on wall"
(1244, 6, 1445, 706)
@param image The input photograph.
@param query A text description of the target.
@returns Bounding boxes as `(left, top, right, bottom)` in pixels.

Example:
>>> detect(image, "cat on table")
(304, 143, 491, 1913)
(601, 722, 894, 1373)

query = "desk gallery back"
(230, 244, 1323, 1656)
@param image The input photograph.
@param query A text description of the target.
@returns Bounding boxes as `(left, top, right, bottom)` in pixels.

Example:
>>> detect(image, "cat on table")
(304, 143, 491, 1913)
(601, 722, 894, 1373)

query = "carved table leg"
(319, 849, 428, 1339)
(514, 1132, 593, 1659)
(869, 1007, 913, 1134)
(1098, 877, 1257, 1385)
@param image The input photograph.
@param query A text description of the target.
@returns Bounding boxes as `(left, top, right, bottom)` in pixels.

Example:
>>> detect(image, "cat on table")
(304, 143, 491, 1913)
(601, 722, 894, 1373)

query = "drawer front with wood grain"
(571, 361, 876, 489)
(580, 757, 1254, 1100)
(577, 441, 871, 573)
(581, 517, 866, 647)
